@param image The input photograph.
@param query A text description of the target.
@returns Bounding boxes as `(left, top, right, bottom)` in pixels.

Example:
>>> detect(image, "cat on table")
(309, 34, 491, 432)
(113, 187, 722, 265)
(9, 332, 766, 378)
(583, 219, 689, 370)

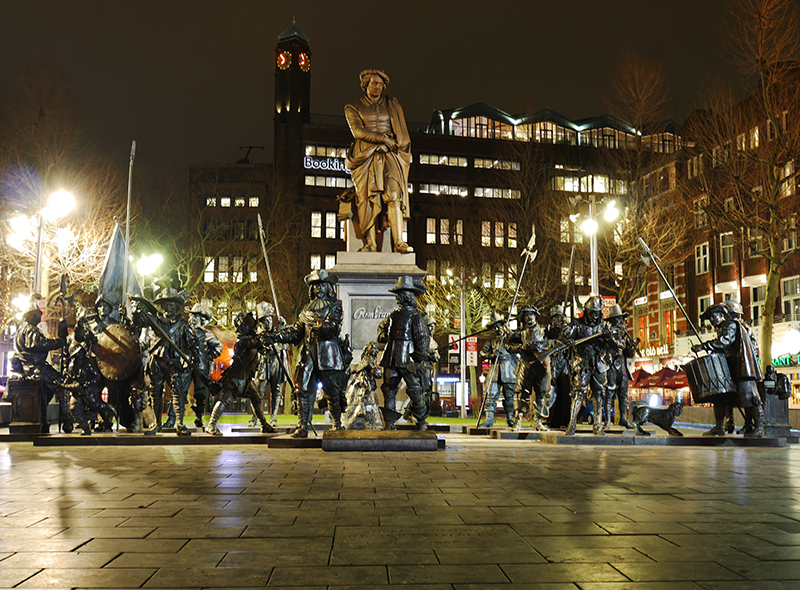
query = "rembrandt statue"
(345, 69, 413, 254)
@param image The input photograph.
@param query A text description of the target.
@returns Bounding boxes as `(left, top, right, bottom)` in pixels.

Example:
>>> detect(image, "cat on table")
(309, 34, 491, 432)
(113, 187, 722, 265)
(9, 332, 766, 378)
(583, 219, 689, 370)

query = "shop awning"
(660, 371, 689, 389)
(638, 367, 679, 388)
(629, 368, 652, 387)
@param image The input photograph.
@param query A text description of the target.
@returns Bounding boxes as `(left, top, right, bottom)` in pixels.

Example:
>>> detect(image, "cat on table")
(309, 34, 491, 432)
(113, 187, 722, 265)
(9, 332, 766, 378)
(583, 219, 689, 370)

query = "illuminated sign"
(642, 344, 670, 357)
(634, 296, 648, 306)
(303, 156, 350, 173)
(659, 290, 673, 300)
(772, 354, 797, 367)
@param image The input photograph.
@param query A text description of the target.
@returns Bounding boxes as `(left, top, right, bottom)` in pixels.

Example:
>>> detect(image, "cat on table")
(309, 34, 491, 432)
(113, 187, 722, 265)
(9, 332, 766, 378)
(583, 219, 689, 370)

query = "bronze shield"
(94, 323, 141, 381)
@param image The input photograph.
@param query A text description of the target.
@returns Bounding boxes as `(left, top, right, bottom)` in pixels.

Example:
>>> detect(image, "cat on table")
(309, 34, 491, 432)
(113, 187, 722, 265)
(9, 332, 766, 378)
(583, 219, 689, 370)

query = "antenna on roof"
(237, 146, 264, 164)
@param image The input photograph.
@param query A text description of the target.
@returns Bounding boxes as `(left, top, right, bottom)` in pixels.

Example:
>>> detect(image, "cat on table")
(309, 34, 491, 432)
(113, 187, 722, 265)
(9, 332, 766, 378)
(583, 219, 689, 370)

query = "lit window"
(494, 222, 504, 247)
(248, 257, 258, 282)
(204, 257, 214, 283)
(560, 218, 570, 243)
(235, 197, 246, 207)
(220, 197, 231, 207)
(249, 197, 259, 207)
(324, 254, 336, 269)
(427, 218, 436, 244)
(494, 271, 504, 289)
(720, 232, 734, 265)
(481, 221, 491, 247)
(752, 285, 765, 324)
(698, 295, 712, 325)
(695, 242, 709, 275)
(455, 220, 463, 245)
(508, 223, 517, 248)
(425, 259, 435, 283)
(310, 254, 321, 270)
(311, 212, 322, 238)
(693, 196, 708, 228)
(233, 256, 243, 283)
(482, 263, 491, 288)
(440, 219, 450, 245)
(782, 276, 800, 319)
(325, 212, 337, 239)
(206, 197, 217, 207)
(784, 216, 797, 252)
(218, 256, 229, 282)
(748, 227, 764, 257)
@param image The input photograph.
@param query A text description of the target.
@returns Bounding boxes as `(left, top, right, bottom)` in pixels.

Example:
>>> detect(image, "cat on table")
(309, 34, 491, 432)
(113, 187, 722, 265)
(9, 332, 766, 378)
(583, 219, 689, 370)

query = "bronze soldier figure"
(604, 304, 636, 429)
(62, 343, 116, 435)
(265, 270, 349, 438)
(479, 314, 518, 428)
(250, 302, 288, 428)
(205, 312, 276, 436)
(187, 302, 222, 429)
(377, 276, 431, 430)
(692, 300, 765, 437)
(13, 307, 71, 433)
(506, 305, 551, 431)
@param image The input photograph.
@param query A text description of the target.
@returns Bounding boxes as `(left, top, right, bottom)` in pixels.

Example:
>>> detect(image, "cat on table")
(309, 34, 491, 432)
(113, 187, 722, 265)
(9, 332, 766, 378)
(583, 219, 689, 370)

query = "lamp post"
(446, 266, 468, 419)
(578, 194, 620, 296)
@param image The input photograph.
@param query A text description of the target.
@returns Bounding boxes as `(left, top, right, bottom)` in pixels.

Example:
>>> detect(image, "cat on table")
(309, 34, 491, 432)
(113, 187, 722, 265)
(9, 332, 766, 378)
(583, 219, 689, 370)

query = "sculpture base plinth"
(322, 429, 441, 452)
(539, 432, 786, 447)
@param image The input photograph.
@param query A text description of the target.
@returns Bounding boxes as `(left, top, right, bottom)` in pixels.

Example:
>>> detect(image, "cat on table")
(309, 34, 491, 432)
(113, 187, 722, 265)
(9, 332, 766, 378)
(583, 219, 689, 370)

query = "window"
(494, 271, 504, 289)
(305, 144, 348, 158)
(695, 242, 709, 275)
(311, 212, 322, 238)
(693, 196, 708, 228)
(494, 222, 504, 247)
(234, 221, 245, 240)
(723, 197, 735, 213)
(249, 197, 260, 207)
(748, 227, 764, 257)
(425, 259, 435, 283)
(235, 197, 246, 207)
(426, 218, 436, 244)
(248, 257, 258, 282)
(220, 197, 231, 208)
(698, 295, 712, 326)
(474, 158, 520, 170)
(508, 223, 517, 248)
(779, 160, 795, 197)
(206, 197, 217, 207)
(720, 232, 734, 265)
(783, 215, 797, 252)
(418, 153, 468, 167)
(218, 256, 229, 282)
(782, 276, 800, 320)
(305, 175, 353, 188)
(560, 218, 570, 243)
(454, 220, 463, 245)
(737, 133, 746, 151)
(439, 219, 450, 245)
(481, 222, 491, 247)
(247, 220, 258, 241)
(750, 127, 760, 149)
(752, 285, 765, 324)
(325, 254, 336, 269)
(325, 213, 337, 239)
(232, 256, 243, 283)
(203, 257, 214, 283)
(475, 187, 521, 199)
(310, 254, 321, 270)
(418, 183, 468, 196)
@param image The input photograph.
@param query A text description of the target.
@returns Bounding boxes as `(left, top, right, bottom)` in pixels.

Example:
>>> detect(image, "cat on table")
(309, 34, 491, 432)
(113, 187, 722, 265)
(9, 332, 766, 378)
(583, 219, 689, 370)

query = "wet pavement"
(0, 431, 799, 589)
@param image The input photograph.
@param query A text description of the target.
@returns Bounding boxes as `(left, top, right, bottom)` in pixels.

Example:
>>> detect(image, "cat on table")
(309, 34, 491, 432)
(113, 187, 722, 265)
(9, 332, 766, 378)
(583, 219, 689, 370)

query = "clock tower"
(274, 19, 311, 194)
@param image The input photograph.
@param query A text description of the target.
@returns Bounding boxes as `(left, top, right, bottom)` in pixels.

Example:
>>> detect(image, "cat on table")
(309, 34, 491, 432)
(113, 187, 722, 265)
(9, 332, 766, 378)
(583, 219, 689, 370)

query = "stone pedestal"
(321, 429, 439, 452)
(332, 251, 425, 358)
(5, 379, 46, 433)
(764, 394, 792, 437)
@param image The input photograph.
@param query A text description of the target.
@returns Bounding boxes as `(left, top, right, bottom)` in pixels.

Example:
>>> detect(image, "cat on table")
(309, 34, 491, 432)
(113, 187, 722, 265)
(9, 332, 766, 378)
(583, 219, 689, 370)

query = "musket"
(257, 213, 281, 319)
(435, 319, 506, 353)
(534, 330, 605, 364)
(638, 238, 702, 348)
(475, 235, 537, 426)
(129, 295, 191, 365)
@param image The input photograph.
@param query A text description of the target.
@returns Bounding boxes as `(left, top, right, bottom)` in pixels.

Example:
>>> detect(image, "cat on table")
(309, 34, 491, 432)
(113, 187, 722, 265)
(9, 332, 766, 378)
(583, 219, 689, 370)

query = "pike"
(122, 141, 136, 318)
(564, 244, 576, 315)
(257, 213, 280, 319)
(56, 274, 74, 433)
(475, 234, 537, 427)
(638, 238, 702, 348)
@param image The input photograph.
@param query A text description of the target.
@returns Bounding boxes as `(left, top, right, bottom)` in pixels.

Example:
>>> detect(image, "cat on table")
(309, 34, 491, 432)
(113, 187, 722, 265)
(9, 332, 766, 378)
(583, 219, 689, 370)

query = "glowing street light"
(33, 190, 76, 294)
(136, 253, 163, 277)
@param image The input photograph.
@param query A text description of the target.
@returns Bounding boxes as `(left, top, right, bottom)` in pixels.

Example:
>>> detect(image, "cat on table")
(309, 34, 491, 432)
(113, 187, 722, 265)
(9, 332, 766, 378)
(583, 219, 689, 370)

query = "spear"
(257, 213, 280, 319)
(122, 141, 136, 318)
(475, 234, 537, 426)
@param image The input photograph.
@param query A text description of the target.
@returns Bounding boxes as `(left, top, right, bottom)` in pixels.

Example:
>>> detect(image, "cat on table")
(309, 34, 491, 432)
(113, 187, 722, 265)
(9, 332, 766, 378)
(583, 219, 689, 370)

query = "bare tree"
(685, 0, 800, 367)
(0, 64, 127, 331)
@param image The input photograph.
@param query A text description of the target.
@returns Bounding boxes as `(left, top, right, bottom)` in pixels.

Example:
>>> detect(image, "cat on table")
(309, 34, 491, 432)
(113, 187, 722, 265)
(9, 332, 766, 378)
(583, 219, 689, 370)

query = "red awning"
(638, 367, 679, 388)
(660, 371, 690, 389)
(629, 368, 652, 387)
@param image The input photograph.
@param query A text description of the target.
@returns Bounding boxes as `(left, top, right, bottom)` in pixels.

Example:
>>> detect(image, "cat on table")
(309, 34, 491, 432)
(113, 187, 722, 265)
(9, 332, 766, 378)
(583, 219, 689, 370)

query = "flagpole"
(122, 141, 136, 317)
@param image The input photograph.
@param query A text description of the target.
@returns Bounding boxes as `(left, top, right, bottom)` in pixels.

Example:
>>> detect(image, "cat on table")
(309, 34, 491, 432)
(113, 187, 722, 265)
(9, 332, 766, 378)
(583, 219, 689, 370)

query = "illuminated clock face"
(298, 52, 311, 72)
(277, 51, 292, 70)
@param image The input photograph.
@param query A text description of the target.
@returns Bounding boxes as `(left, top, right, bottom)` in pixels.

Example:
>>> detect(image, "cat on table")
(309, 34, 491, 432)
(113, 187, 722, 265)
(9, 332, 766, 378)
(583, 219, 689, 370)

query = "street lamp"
(33, 190, 76, 294)
(574, 194, 621, 296)
(446, 266, 467, 419)
(136, 253, 163, 277)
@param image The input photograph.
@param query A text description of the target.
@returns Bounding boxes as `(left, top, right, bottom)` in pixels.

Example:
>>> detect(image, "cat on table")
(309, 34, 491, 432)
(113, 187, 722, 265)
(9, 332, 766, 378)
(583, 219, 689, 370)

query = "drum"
(684, 353, 737, 405)
(94, 323, 142, 382)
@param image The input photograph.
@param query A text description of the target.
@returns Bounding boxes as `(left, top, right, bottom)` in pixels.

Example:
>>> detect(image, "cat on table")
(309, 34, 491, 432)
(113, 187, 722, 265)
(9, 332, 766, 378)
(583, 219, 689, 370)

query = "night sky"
(0, 1, 769, 175)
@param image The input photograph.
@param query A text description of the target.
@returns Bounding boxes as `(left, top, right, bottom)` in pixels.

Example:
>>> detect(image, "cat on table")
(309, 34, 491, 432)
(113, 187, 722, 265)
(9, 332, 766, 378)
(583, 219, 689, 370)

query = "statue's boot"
(291, 395, 311, 438)
(703, 403, 726, 436)
(406, 388, 427, 431)
(191, 403, 204, 428)
(724, 405, 736, 434)
(172, 392, 188, 435)
(503, 395, 515, 427)
(565, 396, 582, 436)
(360, 227, 378, 252)
(205, 398, 227, 436)
(617, 392, 633, 429)
(58, 391, 74, 434)
(249, 392, 276, 433)
(271, 392, 281, 426)
(480, 405, 496, 428)
(592, 396, 606, 435)
(150, 390, 163, 432)
(603, 395, 614, 430)
(382, 384, 398, 430)
(387, 202, 413, 253)
(744, 404, 766, 438)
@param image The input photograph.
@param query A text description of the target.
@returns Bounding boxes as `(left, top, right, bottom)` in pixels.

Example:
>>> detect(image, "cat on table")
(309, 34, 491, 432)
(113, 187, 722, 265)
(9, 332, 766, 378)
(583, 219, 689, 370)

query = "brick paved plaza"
(1, 434, 799, 589)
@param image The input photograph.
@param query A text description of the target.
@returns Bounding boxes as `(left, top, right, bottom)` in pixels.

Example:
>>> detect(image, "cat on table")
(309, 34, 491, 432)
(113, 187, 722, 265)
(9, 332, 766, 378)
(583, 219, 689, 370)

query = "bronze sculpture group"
(7, 69, 773, 441)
